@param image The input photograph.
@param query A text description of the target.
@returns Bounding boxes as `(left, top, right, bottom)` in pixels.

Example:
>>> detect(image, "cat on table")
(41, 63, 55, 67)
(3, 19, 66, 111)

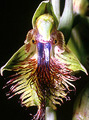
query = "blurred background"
(0, 0, 89, 120)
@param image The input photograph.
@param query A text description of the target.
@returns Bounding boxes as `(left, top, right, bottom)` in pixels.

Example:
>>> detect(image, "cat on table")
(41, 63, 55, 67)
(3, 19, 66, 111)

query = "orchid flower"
(0, 0, 88, 120)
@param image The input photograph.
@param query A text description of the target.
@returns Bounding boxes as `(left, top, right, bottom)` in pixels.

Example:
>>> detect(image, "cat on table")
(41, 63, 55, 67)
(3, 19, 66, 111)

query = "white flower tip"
(0, 65, 5, 76)
(0, 68, 3, 76)
(81, 64, 88, 75)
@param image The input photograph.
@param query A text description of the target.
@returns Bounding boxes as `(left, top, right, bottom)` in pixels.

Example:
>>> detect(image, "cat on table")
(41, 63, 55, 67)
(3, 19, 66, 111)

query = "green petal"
(32, 1, 58, 28)
(58, 0, 73, 43)
(0, 44, 36, 75)
(50, 0, 60, 23)
(32, 1, 48, 28)
(56, 47, 88, 74)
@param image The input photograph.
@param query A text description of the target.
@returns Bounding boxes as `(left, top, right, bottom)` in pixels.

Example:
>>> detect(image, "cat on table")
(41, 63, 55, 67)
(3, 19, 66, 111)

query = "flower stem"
(45, 107, 57, 120)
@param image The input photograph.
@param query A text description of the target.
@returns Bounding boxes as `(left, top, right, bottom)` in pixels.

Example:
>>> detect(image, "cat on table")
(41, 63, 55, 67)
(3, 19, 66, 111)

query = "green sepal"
(56, 47, 88, 74)
(32, 1, 58, 28)
(58, 0, 73, 43)
(50, 0, 60, 23)
(0, 45, 30, 75)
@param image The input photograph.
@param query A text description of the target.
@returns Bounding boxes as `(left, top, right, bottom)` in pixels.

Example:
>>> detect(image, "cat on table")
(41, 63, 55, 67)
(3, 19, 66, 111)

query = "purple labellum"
(37, 42, 51, 66)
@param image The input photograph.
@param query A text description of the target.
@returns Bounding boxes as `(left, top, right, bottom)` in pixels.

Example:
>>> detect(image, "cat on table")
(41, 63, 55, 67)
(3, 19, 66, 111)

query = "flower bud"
(72, 83, 89, 120)
(73, 0, 89, 15)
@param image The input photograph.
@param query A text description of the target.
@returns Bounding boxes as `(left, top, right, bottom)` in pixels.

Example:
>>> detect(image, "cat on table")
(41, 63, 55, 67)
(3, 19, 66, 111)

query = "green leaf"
(58, 0, 73, 43)
(32, 1, 58, 28)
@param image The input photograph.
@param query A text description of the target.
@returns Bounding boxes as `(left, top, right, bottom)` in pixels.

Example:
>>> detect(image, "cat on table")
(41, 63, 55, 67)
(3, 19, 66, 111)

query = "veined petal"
(55, 46, 88, 74)
(0, 45, 26, 75)
(0, 41, 36, 75)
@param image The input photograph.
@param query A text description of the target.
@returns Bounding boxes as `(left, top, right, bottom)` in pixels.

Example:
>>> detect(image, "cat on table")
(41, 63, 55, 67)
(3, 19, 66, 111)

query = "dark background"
(0, 0, 89, 120)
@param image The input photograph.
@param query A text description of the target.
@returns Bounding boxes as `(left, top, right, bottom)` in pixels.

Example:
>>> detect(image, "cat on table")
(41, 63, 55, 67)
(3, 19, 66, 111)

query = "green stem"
(45, 107, 57, 120)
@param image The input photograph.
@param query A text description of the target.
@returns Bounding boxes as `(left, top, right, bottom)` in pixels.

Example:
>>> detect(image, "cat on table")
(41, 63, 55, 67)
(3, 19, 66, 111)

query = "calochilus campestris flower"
(0, 1, 88, 120)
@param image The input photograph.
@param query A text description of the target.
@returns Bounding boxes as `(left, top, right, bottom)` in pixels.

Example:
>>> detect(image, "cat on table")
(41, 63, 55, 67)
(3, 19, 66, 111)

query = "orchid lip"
(37, 42, 51, 66)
